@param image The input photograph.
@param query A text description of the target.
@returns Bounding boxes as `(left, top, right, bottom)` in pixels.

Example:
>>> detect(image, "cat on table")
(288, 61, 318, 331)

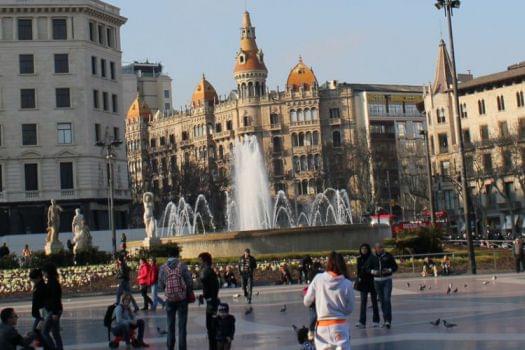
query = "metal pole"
(444, 2, 477, 274)
(422, 131, 436, 225)
(109, 149, 116, 256)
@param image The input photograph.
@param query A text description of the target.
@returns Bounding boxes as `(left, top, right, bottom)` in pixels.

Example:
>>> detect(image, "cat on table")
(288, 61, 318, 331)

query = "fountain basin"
(129, 224, 391, 259)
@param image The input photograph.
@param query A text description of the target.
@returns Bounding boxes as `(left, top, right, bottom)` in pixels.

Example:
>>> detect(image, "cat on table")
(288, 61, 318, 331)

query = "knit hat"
(218, 302, 229, 313)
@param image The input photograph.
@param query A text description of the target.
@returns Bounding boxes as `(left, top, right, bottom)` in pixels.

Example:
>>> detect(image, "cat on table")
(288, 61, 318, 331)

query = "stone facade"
(125, 11, 426, 224)
(424, 40, 525, 233)
(0, 0, 129, 234)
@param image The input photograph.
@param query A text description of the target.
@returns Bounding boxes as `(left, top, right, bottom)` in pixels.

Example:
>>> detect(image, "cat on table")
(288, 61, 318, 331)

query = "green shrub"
(136, 242, 181, 260)
(25, 248, 112, 269)
(0, 254, 20, 269)
(388, 226, 444, 255)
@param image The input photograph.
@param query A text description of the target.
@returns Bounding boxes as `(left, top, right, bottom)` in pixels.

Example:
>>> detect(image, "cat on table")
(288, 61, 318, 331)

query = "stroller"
(104, 303, 140, 348)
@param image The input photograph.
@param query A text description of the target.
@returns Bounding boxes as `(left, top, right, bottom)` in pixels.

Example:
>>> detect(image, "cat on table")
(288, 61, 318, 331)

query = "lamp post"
(420, 130, 435, 225)
(96, 139, 122, 256)
(435, 0, 476, 274)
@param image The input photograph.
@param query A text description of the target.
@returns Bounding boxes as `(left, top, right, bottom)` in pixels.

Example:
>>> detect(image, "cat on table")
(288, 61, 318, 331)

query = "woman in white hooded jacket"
(304, 252, 355, 350)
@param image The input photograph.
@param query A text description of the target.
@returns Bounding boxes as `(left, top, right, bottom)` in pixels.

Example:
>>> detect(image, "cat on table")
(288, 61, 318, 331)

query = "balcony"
(290, 120, 319, 128)
(60, 189, 75, 197)
(269, 123, 282, 131)
(25, 191, 39, 199)
(180, 140, 191, 148)
(328, 117, 341, 125)
(213, 130, 234, 140)
(238, 125, 256, 134)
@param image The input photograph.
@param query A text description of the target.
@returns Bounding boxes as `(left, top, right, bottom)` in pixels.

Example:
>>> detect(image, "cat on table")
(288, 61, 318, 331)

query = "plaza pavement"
(1, 273, 525, 349)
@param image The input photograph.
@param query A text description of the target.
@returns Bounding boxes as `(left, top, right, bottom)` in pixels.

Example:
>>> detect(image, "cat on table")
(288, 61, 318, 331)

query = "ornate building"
(125, 11, 425, 224)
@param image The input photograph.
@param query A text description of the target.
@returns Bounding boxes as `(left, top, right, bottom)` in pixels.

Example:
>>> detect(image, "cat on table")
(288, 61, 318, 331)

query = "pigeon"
(292, 324, 298, 332)
(452, 288, 458, 294)
(430, 318, 441, 326)
(280, 305, 287, 312)
(255, 291, 260, 296)
(233, 293, 240, 298)
(428, 286, 432, 290)
(244, 306, 253, 315)
(406, 282, 411, 288)
(156, 327, 167, 336)
(446, 286, 452, 295)
(419, 284, 426, 291)
(464, 284, 468, 288)
(492, 276, 497, 281)
(482, 281, 490, 285)
(443, 320, 457, 328)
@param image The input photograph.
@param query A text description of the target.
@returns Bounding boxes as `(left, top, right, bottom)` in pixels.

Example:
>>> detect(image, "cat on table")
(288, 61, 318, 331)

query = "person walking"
(158, 246, 193, 350)
(355, 243, 380, 329)
(29, 268, 52, 350)
(116, 255, 139, 311)
(238, 248, 256, 305)
(137, 258, 153, 311)
(303, 251, 355, 350)
(149, 257, 165, 311)
(364, 243, 398, 329)
(42, 263, 63, 350)
(198, 252, 220, 350)
(111, 293, 149, 349)
(0, 308, 35, 350)
(513, 237, 524, 273)
(299, 255, 313, 284)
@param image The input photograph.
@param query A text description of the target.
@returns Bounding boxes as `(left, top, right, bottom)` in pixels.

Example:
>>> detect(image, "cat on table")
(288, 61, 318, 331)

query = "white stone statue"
(71, 208, 92, 254)
(143, 192, 157, 239)
(45, 199, 64, 255)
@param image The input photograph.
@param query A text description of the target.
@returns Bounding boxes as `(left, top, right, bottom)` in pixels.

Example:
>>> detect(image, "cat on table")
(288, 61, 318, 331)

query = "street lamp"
(435, 0, 477, 274)
(420, 130, 435, 226)
(96, 139, 122, 256)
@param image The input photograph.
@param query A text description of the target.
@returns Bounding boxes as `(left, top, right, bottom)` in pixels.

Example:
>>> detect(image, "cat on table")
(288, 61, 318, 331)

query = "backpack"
(164, 263, 187, 302)
(103, 303, 117, 340)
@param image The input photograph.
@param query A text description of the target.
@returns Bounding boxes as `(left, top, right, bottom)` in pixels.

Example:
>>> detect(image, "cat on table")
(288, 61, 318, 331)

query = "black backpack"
(103, 304, 117, 340)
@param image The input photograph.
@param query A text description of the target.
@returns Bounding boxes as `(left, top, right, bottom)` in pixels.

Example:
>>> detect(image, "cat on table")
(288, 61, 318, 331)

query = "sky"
(109, 0, 525, 107)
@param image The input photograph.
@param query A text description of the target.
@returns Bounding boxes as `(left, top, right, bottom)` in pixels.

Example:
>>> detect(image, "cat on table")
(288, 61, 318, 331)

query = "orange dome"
(234, 50, 267, 73)
(287, 57, 317, 90)
(126, 96, 152, 122)
(192, 75, 218, 107)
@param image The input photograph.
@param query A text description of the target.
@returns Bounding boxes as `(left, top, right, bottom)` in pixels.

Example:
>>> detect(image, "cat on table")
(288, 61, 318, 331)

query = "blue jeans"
(151, 282, 165, 310)
(166, 300, 188, 350)
(42, 313, 63, 350)
(116, 280, 139, 310)
(112, 319, 145, 345)
(374, 278, 393, 323)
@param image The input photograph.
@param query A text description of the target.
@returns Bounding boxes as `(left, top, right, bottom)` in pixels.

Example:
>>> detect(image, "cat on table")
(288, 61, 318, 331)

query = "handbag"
(187, 290, 196, 303)
(353, 277, 365, 292)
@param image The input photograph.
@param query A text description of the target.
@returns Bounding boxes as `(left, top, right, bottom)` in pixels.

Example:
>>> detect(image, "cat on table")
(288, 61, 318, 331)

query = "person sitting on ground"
(422, 257, 438, 277)
(294, 325, 314, 350)
(111, 293, 149, 349)
(214, 303, 235, 350)
(441, 255, 451, 275)
(279, 264, 292, 285)
(223, 266, 237, 288)
(0, 307, 35, 350)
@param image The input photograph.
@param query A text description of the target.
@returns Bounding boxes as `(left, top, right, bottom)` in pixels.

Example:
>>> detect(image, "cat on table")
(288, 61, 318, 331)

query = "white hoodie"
(303, 271, 355, 321)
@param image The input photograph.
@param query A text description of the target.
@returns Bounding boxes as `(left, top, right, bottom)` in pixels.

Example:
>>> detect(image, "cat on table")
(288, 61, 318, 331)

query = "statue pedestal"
(143, 236, 161, 250)
(45, 240, 64, 255)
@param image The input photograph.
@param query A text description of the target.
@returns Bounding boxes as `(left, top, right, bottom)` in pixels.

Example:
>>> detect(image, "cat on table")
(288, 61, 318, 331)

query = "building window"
(55, 88, 71, 108)
(243, 116, 250, 127)
(98, 24, 104, 44)
(110, 61, 115, 80)
(169, 134, 175, 144)
(93, 90, 99, 109)
(164, 90, 170, 98)
(89, 22, 95, 41)
(95, 123, 101, 142)
(91, 56, 97, 75)
(460, 103, 468, 118)
(24, 163, 38, 191)
(270, 113, 279, 125)
(272, 136, 282, 152)
(499, 121, 509, 138)
(440, 161, 450, 176)
(113, 127, 119, 141)
(20, 89, 36, 109)
(332, 130, 341, 147)
(59, 162, 74, 189)
(436, 108, 446, 123)
(496, 95, 505, 111)
(54, 54, 69, 73)
(273, 159, 284, 176)
(329, 108, 340, 118)
(17, 19, 33, 40)
(22, 124, 37, 145)
(438, 133, 448, 153)
(517, 91, 525, 107)
(502, 150, 513, 170)
(215, 123, 222, 133)
(112, 94, 118, 113)
(57, 123, 72, 144)
(462, 129, 471, 144)
(0, 164, 3, 192)
(480, 125, 489, 141)
(482, 153, 493, 172)
(19, 54, 34, 74)
(102, 92, 109, 111)
(106, 27, 114, 47)
(226, 120, 233, 130)
(52, 19, 67, 40)
(101, 59, 106, 78)
(478, 99, 486, 115)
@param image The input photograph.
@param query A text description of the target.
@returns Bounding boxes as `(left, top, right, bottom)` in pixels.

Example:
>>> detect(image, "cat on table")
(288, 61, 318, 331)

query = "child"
(215, 302, 235, 350)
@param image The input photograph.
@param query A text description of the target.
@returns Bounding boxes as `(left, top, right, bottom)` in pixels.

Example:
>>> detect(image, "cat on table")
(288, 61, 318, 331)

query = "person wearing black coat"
(238, 249, 257, 304)
(199, 252, 220, 350)
(29, 269, 52, 350)
(364, 243, 398, 329)
(42, 263, 63, 350)
(355, 243, 380, 328)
